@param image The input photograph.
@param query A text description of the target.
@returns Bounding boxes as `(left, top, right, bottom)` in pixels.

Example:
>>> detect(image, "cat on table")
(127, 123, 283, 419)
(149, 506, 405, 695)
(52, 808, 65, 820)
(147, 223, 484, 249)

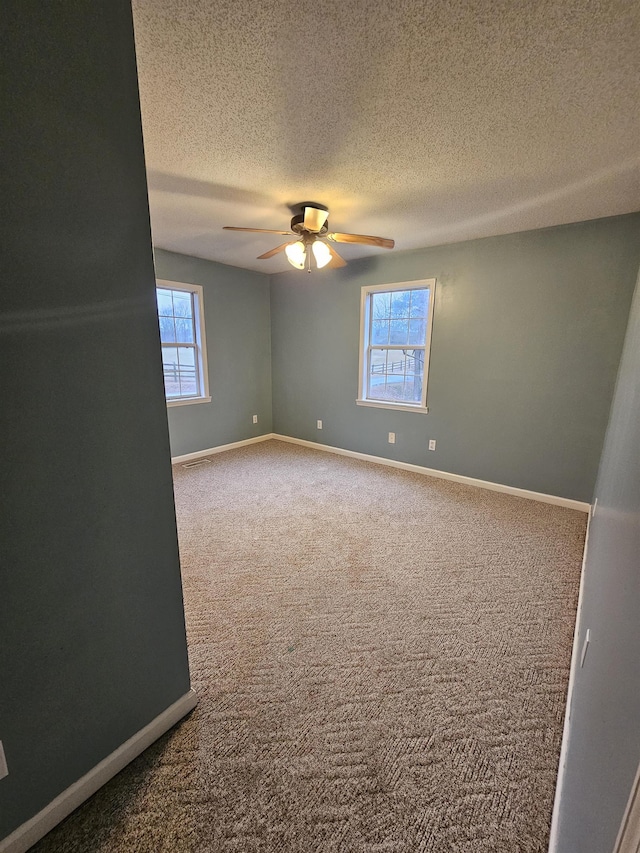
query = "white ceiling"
(132, 0, 640, 274)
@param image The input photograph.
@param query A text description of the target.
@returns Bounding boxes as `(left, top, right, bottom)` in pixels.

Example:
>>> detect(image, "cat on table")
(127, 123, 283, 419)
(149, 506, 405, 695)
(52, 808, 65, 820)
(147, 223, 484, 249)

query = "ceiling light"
(285, 241, 306, 269)
(312, 240, 331, 269)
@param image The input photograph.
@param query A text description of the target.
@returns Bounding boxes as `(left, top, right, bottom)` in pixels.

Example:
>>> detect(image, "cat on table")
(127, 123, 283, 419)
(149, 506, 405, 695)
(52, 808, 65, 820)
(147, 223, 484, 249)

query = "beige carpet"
(33, 439, 586, 852)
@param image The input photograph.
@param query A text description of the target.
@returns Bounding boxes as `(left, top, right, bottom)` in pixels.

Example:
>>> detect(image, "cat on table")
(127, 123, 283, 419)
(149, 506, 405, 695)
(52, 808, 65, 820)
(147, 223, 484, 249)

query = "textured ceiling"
(132, 0, 640, 273)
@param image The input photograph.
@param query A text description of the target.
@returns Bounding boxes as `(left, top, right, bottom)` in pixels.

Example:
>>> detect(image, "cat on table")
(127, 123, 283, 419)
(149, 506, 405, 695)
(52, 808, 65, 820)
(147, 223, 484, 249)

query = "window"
(156, 280, 210, 406)
(357, 279, 436, 412)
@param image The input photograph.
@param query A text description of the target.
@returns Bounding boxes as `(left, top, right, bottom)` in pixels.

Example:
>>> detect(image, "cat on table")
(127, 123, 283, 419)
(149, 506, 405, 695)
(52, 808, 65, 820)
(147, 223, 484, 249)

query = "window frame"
(156, 279, 211, 408)
(357, 279, 436, 414)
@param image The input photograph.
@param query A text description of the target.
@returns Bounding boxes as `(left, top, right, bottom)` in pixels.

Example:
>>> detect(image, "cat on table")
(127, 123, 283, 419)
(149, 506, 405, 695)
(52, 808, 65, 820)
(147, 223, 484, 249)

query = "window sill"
(167, 395, 212, 408)
(356, 399, 429, 414)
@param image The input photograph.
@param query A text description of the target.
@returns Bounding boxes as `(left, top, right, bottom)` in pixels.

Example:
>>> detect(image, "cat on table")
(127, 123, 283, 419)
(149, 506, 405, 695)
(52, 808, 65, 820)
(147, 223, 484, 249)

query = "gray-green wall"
(271, 214, 640, 503)
(0, 2, 190, 841)
(552, 266, 640, 851)
(154, 250, 272, 458)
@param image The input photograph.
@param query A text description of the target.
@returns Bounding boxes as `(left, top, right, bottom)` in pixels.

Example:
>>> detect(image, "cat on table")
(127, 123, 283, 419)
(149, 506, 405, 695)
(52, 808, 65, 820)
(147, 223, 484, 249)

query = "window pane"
(404, 350, 415, 376)
(369, 347, 388, 371)
(410, 289, 428, 317)
(172, 291, 193, 318)
(157, 289, 173, 317)
(390, 290, 411, 319)
(408, 318, 426, 345)
(175, 317, 195, 343)
(367, 348, 424, 404)
(371, 319, 389, 345)
(387, 351, 405, 376)
(405, 348, 424, 376)
(401, 373, 423, 403)
(389, 318, 409, 344)
(372, 292, 391, 319)
(404, 352, 424, 403)
(368, 347, 388, 399)
(177, 346, 198, 397)
(158, 315, 176, 343)
(162, 346, 200, 399)
(161, 346, 181, 398)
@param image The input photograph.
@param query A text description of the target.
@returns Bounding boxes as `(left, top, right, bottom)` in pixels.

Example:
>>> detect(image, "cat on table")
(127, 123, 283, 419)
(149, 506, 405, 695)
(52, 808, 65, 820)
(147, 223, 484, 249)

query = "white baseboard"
(547, 510, 593, 852)
(170, 431, 589, 512)
(171, 434, 274, 465)
(0, 690, 198, 853)
(271, 434, 591, 513)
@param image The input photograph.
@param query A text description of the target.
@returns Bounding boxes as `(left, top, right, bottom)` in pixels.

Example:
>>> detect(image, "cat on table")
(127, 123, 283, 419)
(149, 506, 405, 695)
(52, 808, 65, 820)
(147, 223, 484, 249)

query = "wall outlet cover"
(317, 420, 323, 429)
(388, 432, 396, 444)
(252, 414, 258, 424)
(428, 439, 436, 451)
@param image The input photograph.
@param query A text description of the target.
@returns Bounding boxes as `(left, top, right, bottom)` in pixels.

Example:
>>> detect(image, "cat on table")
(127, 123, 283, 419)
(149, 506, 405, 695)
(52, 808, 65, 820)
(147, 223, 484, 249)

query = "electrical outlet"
(428, 439, 436, 451)
(252, 414, 258, 424)
(388, 432, 396, 444)
(317, 419, 323, 429)
(0, 741, 8, 781)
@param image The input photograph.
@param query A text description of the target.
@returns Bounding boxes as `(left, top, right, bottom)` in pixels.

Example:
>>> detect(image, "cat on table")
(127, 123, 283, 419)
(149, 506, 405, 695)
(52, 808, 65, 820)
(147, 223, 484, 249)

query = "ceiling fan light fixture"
(285, 240, 306, 269)
(312, 239, 331, 269)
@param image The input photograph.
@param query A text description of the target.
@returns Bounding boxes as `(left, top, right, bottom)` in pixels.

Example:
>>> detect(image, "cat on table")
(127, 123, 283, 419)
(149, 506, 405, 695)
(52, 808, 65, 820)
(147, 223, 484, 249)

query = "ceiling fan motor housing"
(291, 213, 329, 237)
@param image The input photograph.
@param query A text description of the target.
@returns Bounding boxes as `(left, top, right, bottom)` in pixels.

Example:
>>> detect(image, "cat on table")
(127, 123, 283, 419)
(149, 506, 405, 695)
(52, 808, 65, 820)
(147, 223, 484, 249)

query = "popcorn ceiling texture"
(132, 0, 640, 272)
(33, 441, 585, 852)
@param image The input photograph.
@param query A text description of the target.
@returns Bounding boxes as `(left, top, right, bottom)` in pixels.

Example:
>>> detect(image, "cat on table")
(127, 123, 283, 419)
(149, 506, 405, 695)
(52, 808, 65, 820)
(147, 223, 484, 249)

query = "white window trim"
(156, 279, 211, 407)
(357, 278, 436, 414)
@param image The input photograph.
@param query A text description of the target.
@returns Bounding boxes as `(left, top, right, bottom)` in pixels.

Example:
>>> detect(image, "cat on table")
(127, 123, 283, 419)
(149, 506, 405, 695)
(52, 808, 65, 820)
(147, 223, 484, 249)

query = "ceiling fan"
(223, 204, 395, 271)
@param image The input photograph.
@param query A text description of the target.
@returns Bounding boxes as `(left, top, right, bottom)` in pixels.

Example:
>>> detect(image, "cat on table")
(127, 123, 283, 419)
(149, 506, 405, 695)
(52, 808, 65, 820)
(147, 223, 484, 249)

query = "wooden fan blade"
(303, 206, 329, 233)
(327, 245, 347, 268)
(223, 226, 291, 235)
(326, 231, 394, 249)
(257, 242, 293, 260)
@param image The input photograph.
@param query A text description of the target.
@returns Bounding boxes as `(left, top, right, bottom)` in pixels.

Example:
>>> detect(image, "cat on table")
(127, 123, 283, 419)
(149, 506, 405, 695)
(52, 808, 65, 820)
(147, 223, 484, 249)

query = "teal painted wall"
(270, 214, 640, 503)
(553, 265, 640, 852)
(154, 250, 272, 457)
(2, 0, 636, 846)
(0, 2, 190, 841)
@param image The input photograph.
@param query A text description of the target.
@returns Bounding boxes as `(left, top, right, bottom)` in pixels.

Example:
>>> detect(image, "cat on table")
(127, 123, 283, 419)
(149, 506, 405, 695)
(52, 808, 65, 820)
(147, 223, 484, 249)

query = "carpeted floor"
(33, 440, 586, 852)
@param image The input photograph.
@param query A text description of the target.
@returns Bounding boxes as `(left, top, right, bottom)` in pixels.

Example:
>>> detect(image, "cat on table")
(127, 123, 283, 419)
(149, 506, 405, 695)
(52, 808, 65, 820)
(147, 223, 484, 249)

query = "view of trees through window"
(157, 287, 200, 399)
(367, 288, 429, 405)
